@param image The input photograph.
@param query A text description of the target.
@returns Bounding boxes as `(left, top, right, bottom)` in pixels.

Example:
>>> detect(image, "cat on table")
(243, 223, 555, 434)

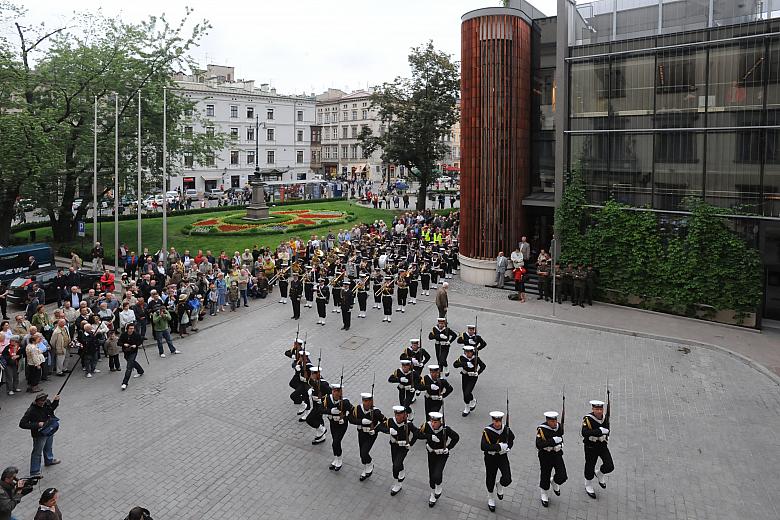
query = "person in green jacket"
(152, 307, 180, 358)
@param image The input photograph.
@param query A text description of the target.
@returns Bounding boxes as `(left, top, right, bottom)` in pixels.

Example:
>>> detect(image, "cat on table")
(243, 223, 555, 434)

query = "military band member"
(304, 366, 331, 445)
(349, 392, 386, 481)
(355, 275, 369, 318)
(303, 266, 315, 308)
(376, 405, 419, 496)
(400, 338, 431, 398)
(340, 280, 353, 331)
(372, 268, 383, 309)
(481, 411, 515, 512)
(289, 272, 303, 320)
(315, 277, 330, 326)
(408, 263, 419, 304)
(381, 275, 394, 323)
(388, 359, 416, 418)
(420, 261, 431, 296)
(396, 272, 409, 313)
(536, 410, 566, 507)
(419, 364, 453, 416)
(452, 345, 486, 416)
(325, 383, 352, 471)
(331, 270, 343, 313)
(416, 411, 460, 507)
(278, 262, 290, 304)
(582, 399, 613, 498)
(429, 317, 457, 376)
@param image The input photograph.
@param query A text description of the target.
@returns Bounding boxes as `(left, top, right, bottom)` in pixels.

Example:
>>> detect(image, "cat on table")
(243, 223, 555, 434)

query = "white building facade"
(173, 66, 315, 193)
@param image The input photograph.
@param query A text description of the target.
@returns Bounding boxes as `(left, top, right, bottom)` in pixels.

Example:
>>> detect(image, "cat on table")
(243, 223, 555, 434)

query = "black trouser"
(431, 270, 439, 285)
(357, 430, 378, 464)
(424, 397, 443, 416)
(305, 404, 325, 428)
(435, 343, 450, 370)
(341, 309, 351, 329)
(545, 277, 553, 301)
(562, 282, 572, 302)
(485, 453, 512, 492)
(427, 452, 448, 488)
(0, 297, 6, 318)
(397, 288, 408, 306)
(390, 443, 409, 479)
(304, 284, 313, 303)
(584, 444, 614, 480)
(382, 295, 392, 316)
(539, 450, 567, 489)
(538, 277, 547, 299)
(573, 285, 584, 305)
(291, 298, 301, 319)
(421, 274, 430, 291)
(461, 374, 478, 403)
(279, 281, 288, 298)
(357, 292, 367, 311)
(316, 299, 327, 318)
(109, 354, 121, 371)
(398, 386, 414, 414)
(409, 282, 418, 298)
(289, 382, 308, 405)
(329, 419, 348, 456)
(555, 279, 563, 303)
(332, 288, 342, 307)
(585, 284, 594, 305)
(122, 351, 144, 385)
(373, 286, 381, 304)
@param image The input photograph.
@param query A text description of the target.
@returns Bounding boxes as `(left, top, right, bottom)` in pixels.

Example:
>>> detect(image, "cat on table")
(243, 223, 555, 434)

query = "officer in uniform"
(582, 399, 613, 498)
(315, 277, 330, 326)
(419, 364, 453, 416)
(481, 411, 515, 512)
(324, 383, 351, 471)
(400, 338, 431, 399)
(562, 262, 574, 303)
(377, 405, 419, 496)
(304, 366, 331, 445)
(554, 262, 563, 304)
(585, 264, 597, 306)
(355, 275, 369, 318)
(349, 392, 385, 481)
(396, 271, 409, 313)
(303, 266, 315, 308)
(537, 259, 550, 301)
(452, 345, 486, 416)
(277, 262, 290, 304)
(429, 318, 457, 376)
(536, 410, 567, 507)
(284, 339, 306, 412)
(289, 272, 303, 320)
(416, 411, 459, 507)
(340, 280, 353, 330)
(420, 260, 431, 296)
(381, 275, 394, 323)
(573, 263, 586, 307)
(388, 359, 416, 419)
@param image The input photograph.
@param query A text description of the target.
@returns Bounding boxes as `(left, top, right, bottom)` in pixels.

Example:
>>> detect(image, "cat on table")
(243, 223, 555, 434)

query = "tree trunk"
(0, 207, 15, 246)
(52, 214, 75, 243)
(416, 168, 429, 211)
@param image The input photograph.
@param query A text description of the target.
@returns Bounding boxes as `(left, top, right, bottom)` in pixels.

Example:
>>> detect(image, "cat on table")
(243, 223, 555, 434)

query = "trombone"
(330, 271, 345, 287)
(352, 274, 370, 294)
(374, 276, 394, 297)
(268, 265, 291, 285)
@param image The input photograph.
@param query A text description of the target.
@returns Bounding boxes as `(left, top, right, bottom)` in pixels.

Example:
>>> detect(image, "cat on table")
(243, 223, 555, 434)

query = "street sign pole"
(551, 237, 557, 317)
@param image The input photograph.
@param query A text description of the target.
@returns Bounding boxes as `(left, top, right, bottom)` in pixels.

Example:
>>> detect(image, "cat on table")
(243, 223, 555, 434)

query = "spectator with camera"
(0, 466, 36, 520)
(19, 393, 61, 477)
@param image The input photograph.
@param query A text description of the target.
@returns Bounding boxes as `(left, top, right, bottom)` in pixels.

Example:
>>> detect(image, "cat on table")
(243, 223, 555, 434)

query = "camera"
(17, 474, 41, 496)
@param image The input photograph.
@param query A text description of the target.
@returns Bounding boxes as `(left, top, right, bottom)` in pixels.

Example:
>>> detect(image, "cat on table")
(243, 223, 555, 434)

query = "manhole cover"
(340, 336, 368, 350)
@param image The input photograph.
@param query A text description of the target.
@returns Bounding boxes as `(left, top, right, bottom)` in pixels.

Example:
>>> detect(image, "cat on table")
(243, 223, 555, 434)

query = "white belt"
(398, 384, 413, 390)
(543, 445, 562, 452)
(426, 394, 442, 400)
(330, 418, 344, 424)
(361, 427, 375, 434)
(390, 439, 409, 446)
(588, 436, 608, 443)
(461, 370, 478, 376)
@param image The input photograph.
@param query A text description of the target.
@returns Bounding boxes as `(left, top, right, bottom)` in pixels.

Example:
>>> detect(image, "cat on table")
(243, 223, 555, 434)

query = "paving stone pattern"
(0, 292, 778, 520)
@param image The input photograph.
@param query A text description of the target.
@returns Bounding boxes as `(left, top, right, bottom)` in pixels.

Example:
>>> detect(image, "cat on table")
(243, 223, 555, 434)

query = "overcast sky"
(18, 0, 558, 95)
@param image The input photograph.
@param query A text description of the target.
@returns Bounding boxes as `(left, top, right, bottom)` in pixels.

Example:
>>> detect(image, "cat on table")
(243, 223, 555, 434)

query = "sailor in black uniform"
(536, 410, 567, 507)
(324, 383, 352, 471)
(582, 399, 613, 498)
(481, 411, 515, 512)
(349, 392, 385, 482)
(416, 411, 459, 507)
(452, 345, 486, 416)
(377, 405, 419, 496)
(429, 317, 457, 376)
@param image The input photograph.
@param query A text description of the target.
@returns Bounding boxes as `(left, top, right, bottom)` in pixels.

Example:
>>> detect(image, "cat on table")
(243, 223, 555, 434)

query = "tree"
(0, 4, 226, 245)
(359, 41, 459, 210)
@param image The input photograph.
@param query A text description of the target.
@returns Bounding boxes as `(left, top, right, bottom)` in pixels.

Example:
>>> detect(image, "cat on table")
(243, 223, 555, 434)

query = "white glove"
(439, 334, 447, 340)
(466, 362, 474, 369)
(399, 377, 408, 384)
(295, 365, 301, 372)
(499, 443, 508, 451)
(599, 427, 609, 435)
(552, 436, 562, 444)
(441, 448, 449, 455)
(412, 359, 420, 366)
(389, 428, 398, 436)
(361, 418, 371, 426)
(430, 434, 440, 443)
(330, 407, 340, 415)
(430, 384, 439, 391)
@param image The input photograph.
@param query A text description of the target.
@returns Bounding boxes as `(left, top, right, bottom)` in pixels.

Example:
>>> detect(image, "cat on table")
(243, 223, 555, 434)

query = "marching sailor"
(481, 411, 515, 512)
(324, 383, 352, 471)
(536, 410, 567, 507)
(419, 364, 453, 417)
(377, 405, 419, 496)
(582, 399, 614, 498)
(452, 345, 486, 416)
(416, 411, 459, 507)
(304, 366, 331, 445)
(429, 317, 457, 376)
(315, 277, 330, 326)
(388, 359, 416, 419)
(349, 392, 386, 482)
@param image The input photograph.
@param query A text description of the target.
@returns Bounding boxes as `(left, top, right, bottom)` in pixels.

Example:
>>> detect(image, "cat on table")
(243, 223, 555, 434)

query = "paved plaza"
(1, 288, 778, 520)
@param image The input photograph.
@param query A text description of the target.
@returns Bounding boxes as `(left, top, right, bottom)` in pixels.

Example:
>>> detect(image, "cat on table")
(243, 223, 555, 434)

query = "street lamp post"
(244, 114, 269, 220)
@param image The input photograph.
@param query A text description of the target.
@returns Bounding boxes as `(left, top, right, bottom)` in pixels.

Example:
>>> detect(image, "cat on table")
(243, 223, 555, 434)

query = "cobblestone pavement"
(0, 285, 778, 520)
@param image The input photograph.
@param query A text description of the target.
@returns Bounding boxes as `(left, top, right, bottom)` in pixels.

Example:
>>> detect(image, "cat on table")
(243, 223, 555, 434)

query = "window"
(247, 151, 255, 165)
(184, 152, 193, 168)
(230, 105, 238, 118)
(297, 130, 304, 142)
(341, 145, 348, 158)
(247, 127, 255, 141)
(267, 150, 275, 164)
(317, 113, 322, 124)
(267, 108, 274, 120)
(230, 127, 239, 138)
(653, 132, 704, 210)
(351, 126, 358, 138)
(324, 113, 330, 123)
(311, 150, 317, 163)
(184, 107, 193, 117)
(184, 126, 193, 136)
(342, 126, 348, 139)
(230, 150, 239, 165)
(342, 111, 348, 121)
(267, 128, 275, 141)
(297, 110, 304, 122)
(204, 153, 215, 167)
(247, 106, 254, 119)
(362, 109, 368, 119)
(205, 126, 215, 137)
(570, 61, 609, 118)
(656, 49, 706, 116)
(297, 150, 304, 164)
(706, 132, 761, 211)
(352, 110, 357, 120)
(350, 144, 358, 159)
(206, 104, 215, 117)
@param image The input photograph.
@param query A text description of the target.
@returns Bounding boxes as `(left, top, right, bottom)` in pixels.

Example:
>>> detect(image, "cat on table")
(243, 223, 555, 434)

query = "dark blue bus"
(0, 243, 55, 282)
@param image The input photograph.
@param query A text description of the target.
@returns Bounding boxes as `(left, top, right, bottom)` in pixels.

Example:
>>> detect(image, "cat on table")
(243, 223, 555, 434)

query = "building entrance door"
(761, 222, 780, 320)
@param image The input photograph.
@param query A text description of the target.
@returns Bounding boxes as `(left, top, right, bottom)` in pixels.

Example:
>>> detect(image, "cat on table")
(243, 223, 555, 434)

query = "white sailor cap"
(360, 392, 373, 400)
(489, 411, 505, 420)
(462, 345, 475, 351)
(301, 351, 311, 356)
(310, 366, 321, 373)
(544, 411, 559, 420)
(306, 265, 313, 270)
(392, 405, 406, 413)
(428, 364, 441, 371)
(410, 338, 420, 343)
(384, 275, 392, 279)
(400, 359, 412, 365)
(589, 400, 605, 407)
(331, 383, 342, 390)
(294, 339, 304, 345)
(467, 324, 476, 329)
(428, 411, 443, 420)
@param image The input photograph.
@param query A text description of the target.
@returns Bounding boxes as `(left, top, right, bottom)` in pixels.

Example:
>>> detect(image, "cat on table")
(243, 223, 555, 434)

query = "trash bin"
(29, 230, 36, 242)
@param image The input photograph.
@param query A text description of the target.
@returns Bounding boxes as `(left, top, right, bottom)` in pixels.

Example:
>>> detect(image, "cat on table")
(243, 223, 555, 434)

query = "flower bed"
(186, 209, 351, 236)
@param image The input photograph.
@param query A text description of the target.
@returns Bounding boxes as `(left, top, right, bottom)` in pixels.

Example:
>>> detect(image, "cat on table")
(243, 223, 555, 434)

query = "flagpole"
(93, 96, 98, 245)
(137, 90, 142, 257)
(114, 93, 120, 274)
(162, 86, 168, 260)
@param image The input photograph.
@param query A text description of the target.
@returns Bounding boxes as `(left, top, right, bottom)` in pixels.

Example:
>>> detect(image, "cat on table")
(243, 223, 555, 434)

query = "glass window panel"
(713, 0, 766, 26)
(708, 43, 766, 120)
(570, 134, 610, 204)
(653, 132, 704, 210)
(570, 61, 609, 118)
(656, 48, 706, 116)
(764, 130, 780, 217)
(661, 0, 709, 33)
(765, 39, 780, 117)
(705, 132, 762, 212)
(615, 1, 658, 38)
(610, 133, 653, 206)
(610, 55, 655, 117)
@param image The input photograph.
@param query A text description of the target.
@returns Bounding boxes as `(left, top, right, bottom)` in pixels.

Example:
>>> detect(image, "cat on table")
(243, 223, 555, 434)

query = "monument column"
(244, 114, 269, 221)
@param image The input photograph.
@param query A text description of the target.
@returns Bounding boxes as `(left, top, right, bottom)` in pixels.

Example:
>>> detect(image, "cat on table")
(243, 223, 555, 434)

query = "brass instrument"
(330, 271, 345, 287)
(352, 274, 370, 294)
(375, 276, 394, 297)
(268, 265, 291, 285)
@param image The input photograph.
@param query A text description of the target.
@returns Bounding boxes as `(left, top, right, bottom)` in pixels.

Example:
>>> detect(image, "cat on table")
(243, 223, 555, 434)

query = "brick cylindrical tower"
(459, 7, 532, 284)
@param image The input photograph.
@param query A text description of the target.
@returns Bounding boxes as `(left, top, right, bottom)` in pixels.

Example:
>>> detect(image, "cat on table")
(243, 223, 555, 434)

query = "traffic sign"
(77, 220, 85, 237)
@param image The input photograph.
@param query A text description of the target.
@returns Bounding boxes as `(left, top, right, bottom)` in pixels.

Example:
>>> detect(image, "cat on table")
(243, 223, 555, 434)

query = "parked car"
(183, 188, 199, 200)
(205, 188, 224, 200)
(166, 190, 180, 203)
(6, 267, 103, 306)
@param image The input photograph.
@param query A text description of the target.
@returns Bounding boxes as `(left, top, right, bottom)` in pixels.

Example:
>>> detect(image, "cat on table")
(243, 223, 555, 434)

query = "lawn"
(14, 201, 394, 260)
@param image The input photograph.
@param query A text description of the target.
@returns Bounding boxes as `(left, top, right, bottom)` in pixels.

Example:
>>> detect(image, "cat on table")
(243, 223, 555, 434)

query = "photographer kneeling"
(0, 466, 37, 520)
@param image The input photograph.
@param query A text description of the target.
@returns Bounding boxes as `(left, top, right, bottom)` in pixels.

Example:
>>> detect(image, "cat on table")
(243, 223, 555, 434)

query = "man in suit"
(495, 252, 508, 288)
